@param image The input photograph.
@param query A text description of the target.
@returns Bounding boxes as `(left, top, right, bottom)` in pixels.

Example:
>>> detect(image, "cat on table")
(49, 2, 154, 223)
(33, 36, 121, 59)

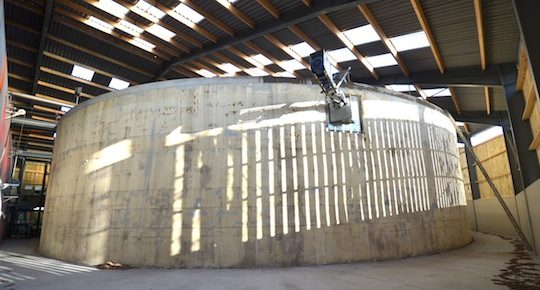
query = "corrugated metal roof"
(251, 37, 290, 60)
(422, 0, 481, 69)
(356, 42, 388, 58)
(483, 0, 520, 64)
(426, 97, 455, 112)
(326, 7, 367, 31)
(4, 0, 524, 149)
(367, 0, 421, 37)
(235, 0, 274, 24)
(400, 47, 438, 73)
(40, 72, 108, 97)
(48, 22, 159, 81)
(272, 28, 302, 46)
(191, 0, 250, 31)
(454, 87, 507, 112)
(7, 45, 36, 66)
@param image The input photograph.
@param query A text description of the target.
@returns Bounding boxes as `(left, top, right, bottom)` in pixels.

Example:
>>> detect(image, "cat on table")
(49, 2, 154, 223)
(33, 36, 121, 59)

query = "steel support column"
(499, 64, 540, 188)
(513, 0, 540, 103)
(32, 0, 55, 94)
(502, 124, 525, 194)
(464, 134, 481, 200)
(36, 162, 48, 232)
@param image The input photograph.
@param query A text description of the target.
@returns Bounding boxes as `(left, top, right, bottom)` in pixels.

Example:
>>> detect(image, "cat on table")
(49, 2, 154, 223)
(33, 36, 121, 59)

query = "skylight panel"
(71, 65, 95, 81)
(109, 78, 130, 90)
(130, 37, 156, 51)
(423, 88, 451, 97)
(274, 71, 296, 78)
(116, 20, 144, 37)
(135, 0, 166, 21)
(217, 63, 241, 74)
(85, 16, 114, 34)
(289, 42, 315, 58)
(147, 24, 176, 41)
(250, 54, 273, 66)
(60, 106, 71, 112)
(196, 69, 217, 78)
(385, 84, 416, 92)
(366, 53, 397, 68)
(244, 68, 269, 76)
(342, 24, 380, 46)
(278, 59, 305, 72)
(390, 31, 430, 52)
(173, 3, 204, 24)
(327, 48, 356, 63)
(471, 126, 503, 146)
(95, 0, 129, 19)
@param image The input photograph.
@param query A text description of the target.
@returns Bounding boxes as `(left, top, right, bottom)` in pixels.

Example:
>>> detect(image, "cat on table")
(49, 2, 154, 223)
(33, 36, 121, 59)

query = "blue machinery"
(310, 50, 361, 132)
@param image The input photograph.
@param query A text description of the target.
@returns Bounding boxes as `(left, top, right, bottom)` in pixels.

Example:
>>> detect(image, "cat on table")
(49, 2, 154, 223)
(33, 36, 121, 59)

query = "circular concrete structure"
(40, 77, 471, 267)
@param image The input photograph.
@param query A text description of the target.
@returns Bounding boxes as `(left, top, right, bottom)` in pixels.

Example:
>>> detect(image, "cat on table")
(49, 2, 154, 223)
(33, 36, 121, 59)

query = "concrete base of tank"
(43, 207, 470, 268)
(39, 77, 472, 268)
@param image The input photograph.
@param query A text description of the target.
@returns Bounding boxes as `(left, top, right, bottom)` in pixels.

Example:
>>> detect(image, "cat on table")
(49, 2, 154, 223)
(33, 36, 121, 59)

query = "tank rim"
(60, 76, 452, 124)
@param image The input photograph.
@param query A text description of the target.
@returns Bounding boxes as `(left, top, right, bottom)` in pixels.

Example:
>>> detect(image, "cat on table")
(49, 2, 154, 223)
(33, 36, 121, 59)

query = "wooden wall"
(13, 161, 48, 186)
(460, 135, 514, 200)
(517, 44, 540, 160)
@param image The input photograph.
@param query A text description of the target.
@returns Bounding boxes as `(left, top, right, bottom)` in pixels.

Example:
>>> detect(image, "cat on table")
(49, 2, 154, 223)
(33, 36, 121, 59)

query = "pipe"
(11, 118, 56, 129)
(15, 150, 52, 160)
(10, 91, 73, 108)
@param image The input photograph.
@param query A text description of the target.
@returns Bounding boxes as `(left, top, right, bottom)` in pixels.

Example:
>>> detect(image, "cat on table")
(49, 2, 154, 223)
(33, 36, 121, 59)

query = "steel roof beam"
(452, 111, 507, 126)
(354, 63, 512, 87)
(32, 0, 55, 94)
(154, 0, 376, 80)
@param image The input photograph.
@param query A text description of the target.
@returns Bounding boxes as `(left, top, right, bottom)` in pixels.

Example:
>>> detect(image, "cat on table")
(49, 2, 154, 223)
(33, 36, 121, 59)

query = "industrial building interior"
(0, 0, 539, 289)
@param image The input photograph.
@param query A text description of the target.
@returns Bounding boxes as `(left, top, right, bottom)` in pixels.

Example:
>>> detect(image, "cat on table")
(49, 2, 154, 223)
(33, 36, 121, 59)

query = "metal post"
(502, 125, 524, 194)
(9, 157, 25, 238)
(36, 162, 48, 233)
(463, 134, 481, 200)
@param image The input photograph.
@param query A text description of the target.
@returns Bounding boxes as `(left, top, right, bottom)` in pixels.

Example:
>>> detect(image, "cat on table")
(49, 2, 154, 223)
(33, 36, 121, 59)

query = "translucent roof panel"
(95, 0, 129, 19)
(71, 65, 94, 81)
(244, 68, 269, 76)
(147, 24, 176, 41)
(327, 48, 356, 63)
(109, 78, 130, 90)
(366, 53, 398, 68)
(173, 3, 204, 24)
(341, 24, 380, 46)
(390, 31, 430, 52)
(278, 59, 305, 72)
(423, 88, 451, 97)
(289, 42, 315, 58)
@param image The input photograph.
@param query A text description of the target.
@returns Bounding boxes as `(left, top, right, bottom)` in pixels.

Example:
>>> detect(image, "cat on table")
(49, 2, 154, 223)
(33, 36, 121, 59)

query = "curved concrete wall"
(40, 77, 471, 267)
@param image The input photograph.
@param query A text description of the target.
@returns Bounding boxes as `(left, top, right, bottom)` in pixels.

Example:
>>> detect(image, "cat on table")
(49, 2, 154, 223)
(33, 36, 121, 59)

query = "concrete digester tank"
(40, 77, 471, 267)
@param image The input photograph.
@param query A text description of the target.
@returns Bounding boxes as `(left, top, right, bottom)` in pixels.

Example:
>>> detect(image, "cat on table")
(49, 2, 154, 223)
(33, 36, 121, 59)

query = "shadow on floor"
(0, 233, 538, 290)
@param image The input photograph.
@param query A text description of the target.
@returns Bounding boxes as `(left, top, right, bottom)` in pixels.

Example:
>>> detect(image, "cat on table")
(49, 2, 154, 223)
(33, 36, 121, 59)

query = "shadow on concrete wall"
(42, 101, 467, 267)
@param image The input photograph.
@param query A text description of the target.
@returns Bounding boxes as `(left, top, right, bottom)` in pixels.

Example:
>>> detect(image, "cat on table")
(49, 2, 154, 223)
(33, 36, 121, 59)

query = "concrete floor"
(0, 233, 537, 290)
